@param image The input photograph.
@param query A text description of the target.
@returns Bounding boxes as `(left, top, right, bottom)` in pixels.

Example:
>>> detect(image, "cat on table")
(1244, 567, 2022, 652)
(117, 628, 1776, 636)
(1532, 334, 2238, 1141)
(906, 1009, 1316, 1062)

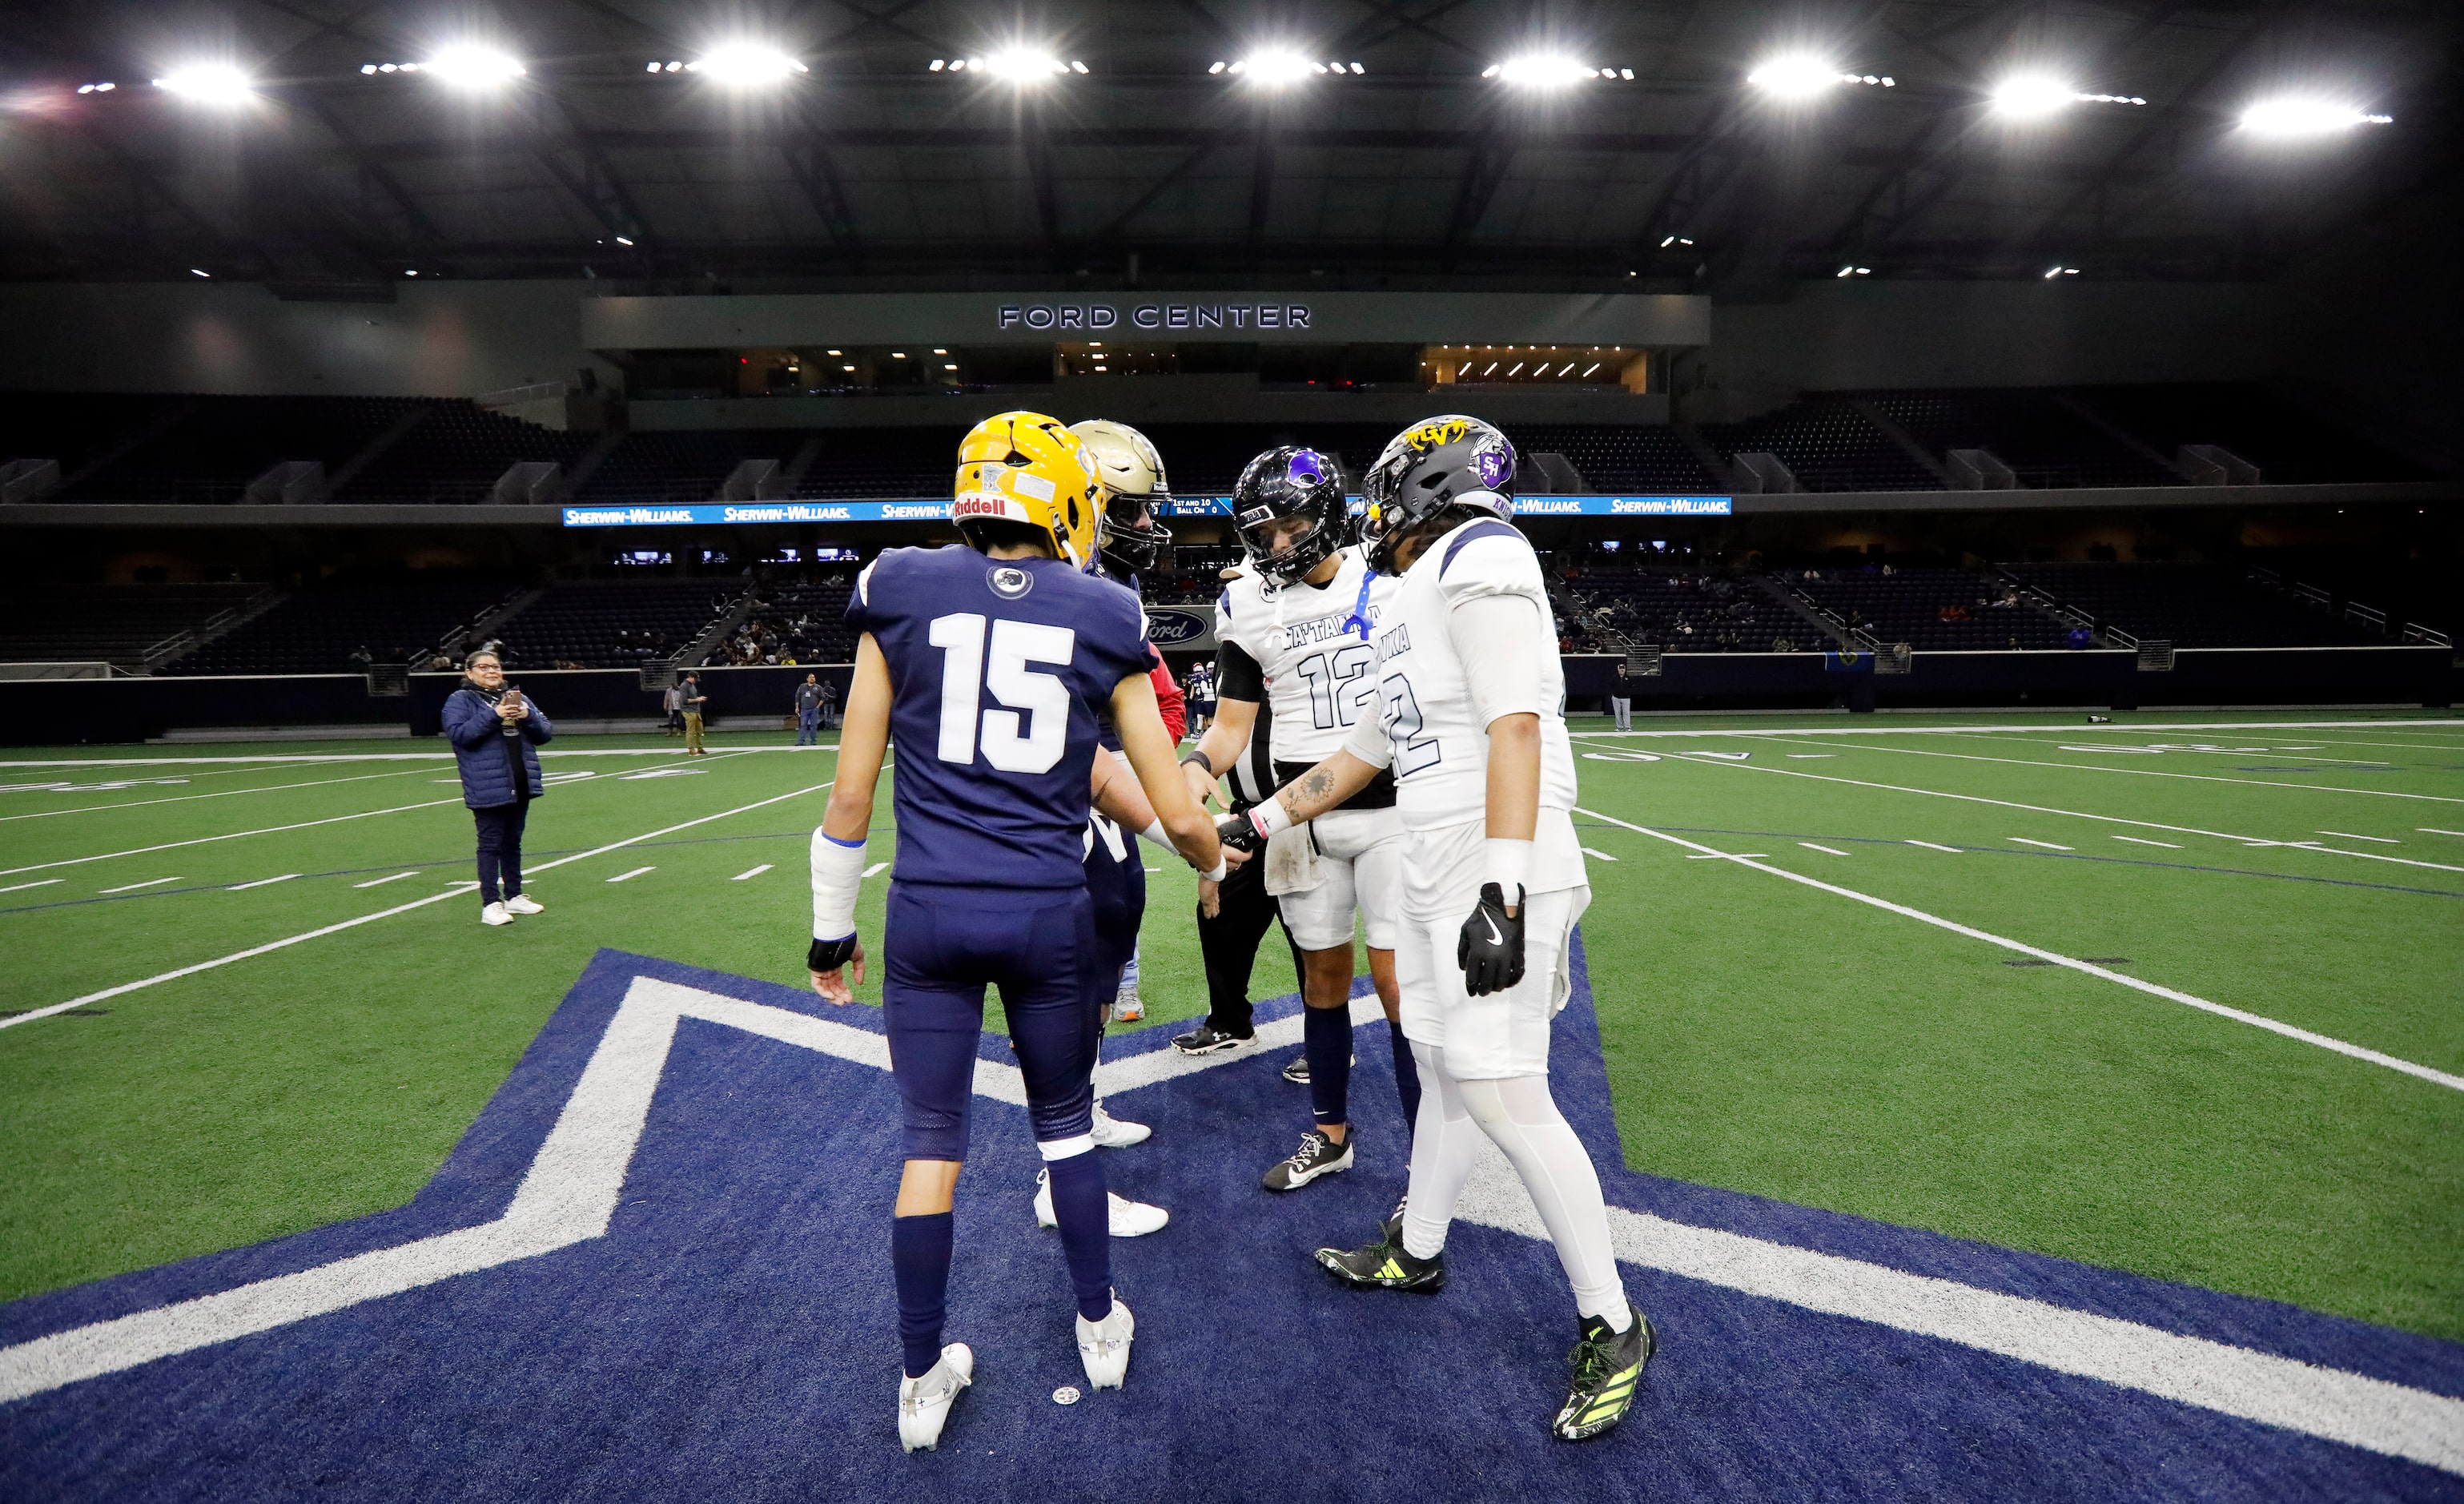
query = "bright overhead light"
(2240, 98, 2392, 138)
(613, 235, 634, 247)
(686, 45, 808, 86)
(1488, 54, 1597, 89)
(153, 65, 253, 103)
(424, 46, 526, 88)
(975, 50, 1072, 82)
(1748, 55, 1839, 97)
(1231, 51, 1316, 86)
(1991, 74, 2077, 119)
(190, 267, 211, 278)
(75, 81, 117, 94)
(2044, 265, 2080, 279)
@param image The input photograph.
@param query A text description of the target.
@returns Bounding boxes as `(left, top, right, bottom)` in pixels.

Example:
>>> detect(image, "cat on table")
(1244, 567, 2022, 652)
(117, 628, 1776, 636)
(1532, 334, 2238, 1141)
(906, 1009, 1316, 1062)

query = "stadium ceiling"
(0, 0, 2454, 291)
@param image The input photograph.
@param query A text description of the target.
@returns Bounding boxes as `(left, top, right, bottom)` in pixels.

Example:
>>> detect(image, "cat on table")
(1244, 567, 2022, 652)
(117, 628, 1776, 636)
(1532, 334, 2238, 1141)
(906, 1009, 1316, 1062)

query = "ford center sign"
(1144, 607, 1214, 650)
(999, 303, 1312, 332)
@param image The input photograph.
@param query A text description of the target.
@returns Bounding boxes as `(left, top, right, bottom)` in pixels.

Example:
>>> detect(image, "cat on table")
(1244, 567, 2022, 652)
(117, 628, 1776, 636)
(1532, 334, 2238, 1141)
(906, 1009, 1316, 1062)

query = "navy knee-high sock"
(1304, 1002, 1353, 1128)
(891, 1211, 955, 1379)
(1387, 1018, 1421, 1133)
(1043, 1151, 1114, 1321)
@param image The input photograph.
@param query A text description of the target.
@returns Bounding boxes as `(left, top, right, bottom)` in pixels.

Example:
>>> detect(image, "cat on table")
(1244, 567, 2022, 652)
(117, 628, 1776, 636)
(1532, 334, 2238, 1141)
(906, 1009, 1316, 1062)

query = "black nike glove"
(1456, 883, 1526, 996)
(1215, 810, 1268, 855)
(808, 933, 858, 974)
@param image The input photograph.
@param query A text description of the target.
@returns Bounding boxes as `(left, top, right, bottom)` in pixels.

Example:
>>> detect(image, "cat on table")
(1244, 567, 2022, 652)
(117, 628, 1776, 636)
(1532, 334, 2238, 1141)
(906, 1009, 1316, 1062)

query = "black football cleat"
(1313, 1236, 1446, 1294)
(1172, 1023, 1256, 1056)
(1551, 1302, 1655, 1442)
(1381, 1193, 1409, 1246)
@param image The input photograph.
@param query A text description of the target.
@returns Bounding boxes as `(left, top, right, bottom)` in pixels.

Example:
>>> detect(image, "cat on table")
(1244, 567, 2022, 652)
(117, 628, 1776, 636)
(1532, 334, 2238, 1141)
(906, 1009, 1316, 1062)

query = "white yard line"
(861, 862, 889, 878)
(0, 767, 440, 824)
(2010, 837, 2073, 851)
(98, 877, 179, 894)
(0, 782, 836, 1031)
(605, 867, 656, 884)
(0, 879, 64, 895)
(1567, 718, 2464, 742)
(2317, 830, 2398, 844)
(1742, 733, 2464, 806)
(1799, 842, 1850, 856)
(3, 972, 2456, 1478)
(352, 871, 422, 889)
(0, 795, 474, 879)
(1579, 847, 1619, 862)
(2112, 836, 2181, 848)
(730, 865, 774, 881)
(2422, 828, 2464, 838)
(0, 746, 841, 770)
(227, 875, 299, 891)
(1906, 840, 1960, 853)
(1577, 805, 2464, 1096)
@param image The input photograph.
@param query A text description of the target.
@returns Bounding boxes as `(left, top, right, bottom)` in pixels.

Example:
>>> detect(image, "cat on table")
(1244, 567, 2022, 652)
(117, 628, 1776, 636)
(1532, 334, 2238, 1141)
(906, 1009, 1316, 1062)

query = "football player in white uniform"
(1180, 446, 1419, 1196)
(1214, 416, 1654, 1443)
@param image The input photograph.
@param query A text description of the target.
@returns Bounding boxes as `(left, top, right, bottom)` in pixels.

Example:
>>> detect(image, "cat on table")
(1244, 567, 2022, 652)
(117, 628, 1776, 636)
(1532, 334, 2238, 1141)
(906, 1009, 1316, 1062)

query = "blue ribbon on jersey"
(1341, 569, 1376, 642)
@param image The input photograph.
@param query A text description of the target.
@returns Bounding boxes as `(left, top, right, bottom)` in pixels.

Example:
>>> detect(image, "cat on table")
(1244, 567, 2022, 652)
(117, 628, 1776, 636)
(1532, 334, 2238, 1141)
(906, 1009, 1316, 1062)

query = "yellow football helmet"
(952, 411, 1101, 568)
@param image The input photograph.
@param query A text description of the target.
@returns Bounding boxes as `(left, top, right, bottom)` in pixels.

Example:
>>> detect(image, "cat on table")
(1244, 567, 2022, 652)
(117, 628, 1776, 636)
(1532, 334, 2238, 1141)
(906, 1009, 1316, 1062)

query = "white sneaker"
(480, 902, 512, 927)
(897, 1342, 973, 1452)
(1075, 1297, 1134, 1390)
(1111, 989, 1144, 1022)
(1089, 1102, 1151, 1148)
(1034, 1171, 1170, 1237)
(502, 894, 544, 915)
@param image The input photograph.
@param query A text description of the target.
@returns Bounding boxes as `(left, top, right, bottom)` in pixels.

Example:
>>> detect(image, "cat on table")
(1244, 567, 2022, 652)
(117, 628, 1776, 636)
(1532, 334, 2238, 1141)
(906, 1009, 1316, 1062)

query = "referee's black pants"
(1195, 834, 1301, 1038)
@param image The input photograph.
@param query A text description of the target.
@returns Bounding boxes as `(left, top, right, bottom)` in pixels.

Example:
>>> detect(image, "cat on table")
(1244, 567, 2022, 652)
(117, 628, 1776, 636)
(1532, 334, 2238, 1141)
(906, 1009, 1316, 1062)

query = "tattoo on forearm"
(1292, 767, 1336, 814)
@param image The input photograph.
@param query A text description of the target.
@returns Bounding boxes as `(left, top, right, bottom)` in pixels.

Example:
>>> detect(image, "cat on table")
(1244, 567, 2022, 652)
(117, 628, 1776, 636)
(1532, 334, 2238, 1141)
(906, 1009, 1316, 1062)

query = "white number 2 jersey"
(1344, 517, 1586, 893)
(1214, 545, 1398, 766)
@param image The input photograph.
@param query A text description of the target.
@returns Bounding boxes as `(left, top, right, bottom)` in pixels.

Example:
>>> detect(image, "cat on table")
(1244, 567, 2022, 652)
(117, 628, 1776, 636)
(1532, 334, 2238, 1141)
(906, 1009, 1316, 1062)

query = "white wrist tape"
(810, 828, 866, 939)
(1249, 798, 1295, 841)
(1137, 818, 1172, 851)
(1201, 853, 1229, 883)
(1484, 838, 1533, 898)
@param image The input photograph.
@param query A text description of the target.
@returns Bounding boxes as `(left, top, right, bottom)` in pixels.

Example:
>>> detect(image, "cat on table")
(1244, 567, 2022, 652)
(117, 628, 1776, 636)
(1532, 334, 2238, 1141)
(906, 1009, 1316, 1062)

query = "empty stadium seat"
(165, 581, 518, 675)
(2008, 563, 2378, 647)
(489, 581, 747, 669)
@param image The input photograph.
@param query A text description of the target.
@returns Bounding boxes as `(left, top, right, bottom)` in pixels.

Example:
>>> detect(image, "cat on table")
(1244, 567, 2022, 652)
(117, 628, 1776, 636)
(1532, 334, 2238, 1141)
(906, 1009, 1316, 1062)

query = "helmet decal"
(1288, 449, 1331, 487)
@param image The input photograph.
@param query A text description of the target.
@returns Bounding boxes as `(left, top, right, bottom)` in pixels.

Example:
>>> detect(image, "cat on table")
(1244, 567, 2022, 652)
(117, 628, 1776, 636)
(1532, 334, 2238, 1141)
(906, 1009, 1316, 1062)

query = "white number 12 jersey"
(1215, 545, 1399, 766)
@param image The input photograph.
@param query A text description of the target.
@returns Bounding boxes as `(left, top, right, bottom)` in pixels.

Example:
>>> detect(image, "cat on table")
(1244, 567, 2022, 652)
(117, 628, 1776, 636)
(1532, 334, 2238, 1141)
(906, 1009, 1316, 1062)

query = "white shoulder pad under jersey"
(1216, 545, 1397, 766)
(1367, 517, 1581, 834)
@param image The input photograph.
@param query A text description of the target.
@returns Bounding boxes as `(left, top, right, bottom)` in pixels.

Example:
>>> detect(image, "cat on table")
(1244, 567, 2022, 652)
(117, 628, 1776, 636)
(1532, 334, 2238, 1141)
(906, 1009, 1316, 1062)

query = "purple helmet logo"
(1473, 443, 1511, 489)
(1287, 449, 1330, 486)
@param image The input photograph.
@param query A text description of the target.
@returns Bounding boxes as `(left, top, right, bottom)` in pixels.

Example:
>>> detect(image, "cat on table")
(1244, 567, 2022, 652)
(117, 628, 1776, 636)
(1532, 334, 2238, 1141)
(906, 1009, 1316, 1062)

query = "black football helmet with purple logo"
(1359, 414, 1517, 574)
(1232, 444, 1353, 585)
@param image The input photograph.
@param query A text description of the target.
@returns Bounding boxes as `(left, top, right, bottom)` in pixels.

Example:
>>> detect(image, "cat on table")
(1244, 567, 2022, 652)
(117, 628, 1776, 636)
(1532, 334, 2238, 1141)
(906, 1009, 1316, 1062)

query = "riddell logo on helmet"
(951, 494, 1018, 521)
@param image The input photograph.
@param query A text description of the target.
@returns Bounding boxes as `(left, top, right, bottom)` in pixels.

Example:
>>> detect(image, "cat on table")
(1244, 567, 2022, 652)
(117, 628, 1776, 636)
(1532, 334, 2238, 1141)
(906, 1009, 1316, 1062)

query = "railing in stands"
(2402, 622, 2453, 648)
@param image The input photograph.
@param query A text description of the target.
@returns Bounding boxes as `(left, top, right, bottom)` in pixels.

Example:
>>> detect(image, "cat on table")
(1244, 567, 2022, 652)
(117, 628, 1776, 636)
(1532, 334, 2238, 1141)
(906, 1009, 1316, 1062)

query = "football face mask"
(1232, 446, 1352, 586)
(1360, 415, 1516, 574)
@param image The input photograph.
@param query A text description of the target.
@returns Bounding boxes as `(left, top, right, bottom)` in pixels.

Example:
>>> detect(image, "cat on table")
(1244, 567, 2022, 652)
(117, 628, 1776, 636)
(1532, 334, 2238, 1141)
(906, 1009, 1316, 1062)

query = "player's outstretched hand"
(1457, 883, 1525, 996)
(1198, 875, 1222, 919)
(1214, 810, 1264, 859)
(807, 933, 865, 1004)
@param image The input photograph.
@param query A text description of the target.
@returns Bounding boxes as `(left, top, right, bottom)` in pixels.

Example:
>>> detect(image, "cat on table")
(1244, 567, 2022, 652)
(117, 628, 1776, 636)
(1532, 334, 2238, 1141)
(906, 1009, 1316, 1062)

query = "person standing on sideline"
(795, 673, 826, 746)
(819, 676, 840, 729)
(1610, 662, 1634, 732)
(681, 672, 709, 754)
(442, 649, 553, 928)
(662, 680, 684, 736)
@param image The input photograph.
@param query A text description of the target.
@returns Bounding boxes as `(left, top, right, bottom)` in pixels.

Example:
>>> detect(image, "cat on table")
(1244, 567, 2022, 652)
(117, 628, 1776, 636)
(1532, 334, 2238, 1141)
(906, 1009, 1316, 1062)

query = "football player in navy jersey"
(806, 412, 1226, 1453)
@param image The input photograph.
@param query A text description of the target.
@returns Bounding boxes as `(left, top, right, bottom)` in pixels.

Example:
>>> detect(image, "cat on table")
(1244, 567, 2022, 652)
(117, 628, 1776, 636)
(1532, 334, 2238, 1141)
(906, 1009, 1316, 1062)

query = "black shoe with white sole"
(1552, 1303, 1656, 1442)
(1260, 1127, 1353, 1191)
(1280, 1051, 1354, 1086)
(1172, 1023, 1255, 1056)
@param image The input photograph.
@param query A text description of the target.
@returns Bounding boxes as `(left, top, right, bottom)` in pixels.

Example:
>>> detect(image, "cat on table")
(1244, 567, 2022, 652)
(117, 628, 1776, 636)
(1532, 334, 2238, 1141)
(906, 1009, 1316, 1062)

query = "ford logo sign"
(1144, 609, 1209, 645)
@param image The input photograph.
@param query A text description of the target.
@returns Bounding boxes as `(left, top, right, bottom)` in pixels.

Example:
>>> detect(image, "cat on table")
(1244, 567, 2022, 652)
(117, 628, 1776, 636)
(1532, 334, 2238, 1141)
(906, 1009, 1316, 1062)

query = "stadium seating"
(0, 393, 192, 490)
(572, 431, 802, 505)
(2008, 563, 2380, 647)
(1697, 400, 1942, 493)
(1785, 567, 2072, 649)
(731, 576, 862, 663)
(490, 580, 747, 669)
(53, 396, 424, 505)
(1859, 390, 2179, 489)
(0, 583, 268, 669)
(1499, 424, 1721, 493)
(166, 580, 518, 675)
(2071, 384, 2436, 485)
(1559, 566, 1813, 651)
(329, 404, 597, 505)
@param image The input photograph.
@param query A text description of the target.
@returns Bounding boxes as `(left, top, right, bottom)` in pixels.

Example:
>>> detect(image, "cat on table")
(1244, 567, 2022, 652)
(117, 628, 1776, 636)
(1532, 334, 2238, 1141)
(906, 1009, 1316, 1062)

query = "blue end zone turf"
(4, 940, 2461, 1502)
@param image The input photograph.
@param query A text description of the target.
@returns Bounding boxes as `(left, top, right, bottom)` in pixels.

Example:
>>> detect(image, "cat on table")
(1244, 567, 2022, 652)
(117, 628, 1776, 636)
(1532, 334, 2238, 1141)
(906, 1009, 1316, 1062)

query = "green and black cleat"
(1312, 1236, 1446, 1294)
(1551, 1302, 1655, 1442)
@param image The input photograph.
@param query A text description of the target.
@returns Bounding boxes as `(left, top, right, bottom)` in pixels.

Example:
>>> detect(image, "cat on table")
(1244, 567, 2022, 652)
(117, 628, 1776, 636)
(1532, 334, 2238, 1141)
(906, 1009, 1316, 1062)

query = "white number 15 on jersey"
(929, 613, 1076, 774)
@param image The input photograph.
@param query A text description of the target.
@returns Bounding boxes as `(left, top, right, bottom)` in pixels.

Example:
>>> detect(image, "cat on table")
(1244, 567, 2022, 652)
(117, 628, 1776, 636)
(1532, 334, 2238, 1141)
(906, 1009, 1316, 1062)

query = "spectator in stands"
(442, 650, 553, 929)
(1609, 663, 1634, 732)
(348, 644, 373, 672)
(680, 671, 709, 754)
(795, 673, 825, 746)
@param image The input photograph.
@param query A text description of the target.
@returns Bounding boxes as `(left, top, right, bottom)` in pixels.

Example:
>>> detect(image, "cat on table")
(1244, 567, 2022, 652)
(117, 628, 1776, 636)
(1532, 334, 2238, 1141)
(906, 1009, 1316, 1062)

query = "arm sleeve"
(1147, 649, 1186, 742)
(1342, 705, 1394, 769)
(1451, 594, 1551, 729)
(1215, 639, 1264, 702)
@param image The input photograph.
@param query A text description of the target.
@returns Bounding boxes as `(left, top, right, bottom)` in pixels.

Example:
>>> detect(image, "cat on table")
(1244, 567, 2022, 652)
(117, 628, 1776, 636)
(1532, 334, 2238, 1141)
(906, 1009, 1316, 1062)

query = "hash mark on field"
(1686, 852, 1767, 859)
(0, 879, 63, 894)
(1906, 840, 1960, 853)
(2317, 830, 2398, 844)
(2112, 835, 2180, 848)
(730, 864, 774, 881)
(99, 876, 179, 893)
(1785, 754, 1835, 758)
(2421, 828, 2464, 838)
(227, 874, 299, 891)
(606, 867, 656, 883)
(862, 862, 889, 878)
(2009, 837, 2072, 851)
(1580, 847, 1619, 861)
(1799, 842, 1850, 856)
(353, 871, 421, 888)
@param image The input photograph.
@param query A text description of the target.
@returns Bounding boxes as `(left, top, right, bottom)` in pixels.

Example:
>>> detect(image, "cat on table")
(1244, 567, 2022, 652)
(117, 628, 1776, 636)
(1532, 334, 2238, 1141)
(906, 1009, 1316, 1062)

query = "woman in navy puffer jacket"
(442, 649, 554, 927)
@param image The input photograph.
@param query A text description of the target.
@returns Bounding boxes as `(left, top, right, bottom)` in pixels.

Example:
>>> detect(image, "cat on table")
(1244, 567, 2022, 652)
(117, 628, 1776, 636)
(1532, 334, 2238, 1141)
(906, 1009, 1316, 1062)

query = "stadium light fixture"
(153, 65, 254, 104)
(964, 50, 1080, 82)
(1487, 54, 1600, 89)
(2239, 98, 2392, 138)
(190, 267, 211, 278)
(1747, 55, 1893, 97)
(75, 82, 117, 94)
(424, 46, 526, 88)
(2044, 265, 2080, 279)
(686, 45, 808, 86)
(1989, 74, 2075, 119)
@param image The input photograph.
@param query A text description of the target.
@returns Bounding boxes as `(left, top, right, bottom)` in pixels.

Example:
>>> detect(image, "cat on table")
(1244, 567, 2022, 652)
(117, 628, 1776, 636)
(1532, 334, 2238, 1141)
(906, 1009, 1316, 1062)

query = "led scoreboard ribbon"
(561, 496, 1732, 528)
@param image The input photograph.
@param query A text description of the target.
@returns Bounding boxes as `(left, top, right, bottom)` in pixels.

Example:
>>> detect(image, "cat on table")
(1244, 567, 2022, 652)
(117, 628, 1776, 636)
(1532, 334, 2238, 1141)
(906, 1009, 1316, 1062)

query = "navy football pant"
(883, 882, 1107, 1160)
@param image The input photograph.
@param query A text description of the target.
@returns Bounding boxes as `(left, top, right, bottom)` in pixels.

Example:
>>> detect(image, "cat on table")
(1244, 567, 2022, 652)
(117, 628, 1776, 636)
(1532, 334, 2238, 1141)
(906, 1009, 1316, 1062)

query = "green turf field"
(4, 713, 2461, 1347)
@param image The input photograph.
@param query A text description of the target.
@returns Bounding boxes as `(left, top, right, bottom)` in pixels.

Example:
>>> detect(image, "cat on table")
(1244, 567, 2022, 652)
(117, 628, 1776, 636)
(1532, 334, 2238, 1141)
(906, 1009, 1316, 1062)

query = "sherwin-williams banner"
(562, 496, 1731, 528)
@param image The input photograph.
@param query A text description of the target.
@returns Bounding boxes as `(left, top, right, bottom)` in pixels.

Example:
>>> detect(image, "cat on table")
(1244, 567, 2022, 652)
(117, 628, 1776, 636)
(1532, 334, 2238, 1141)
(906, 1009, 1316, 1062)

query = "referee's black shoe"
(1172, 1023, 1256, 1056)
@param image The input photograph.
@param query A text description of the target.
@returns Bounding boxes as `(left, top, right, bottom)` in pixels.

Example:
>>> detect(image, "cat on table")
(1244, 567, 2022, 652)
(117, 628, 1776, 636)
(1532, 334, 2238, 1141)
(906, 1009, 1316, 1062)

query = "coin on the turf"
(1052, 1385, 1082, 1405)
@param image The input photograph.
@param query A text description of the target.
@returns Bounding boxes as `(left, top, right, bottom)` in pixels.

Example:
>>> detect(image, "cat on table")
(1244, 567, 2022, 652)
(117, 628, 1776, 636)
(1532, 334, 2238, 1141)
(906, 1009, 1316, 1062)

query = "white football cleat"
(1034, 1171, 1169, 1237)
(1089, 1102, 1150, 1148)
(480, 902, 513, 927)
(1111, 988, 1144, 1022)
(897, 1342, 973, 1453)
(502, 894, 544, 915)
(1075, 1297, 1134, 1390)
